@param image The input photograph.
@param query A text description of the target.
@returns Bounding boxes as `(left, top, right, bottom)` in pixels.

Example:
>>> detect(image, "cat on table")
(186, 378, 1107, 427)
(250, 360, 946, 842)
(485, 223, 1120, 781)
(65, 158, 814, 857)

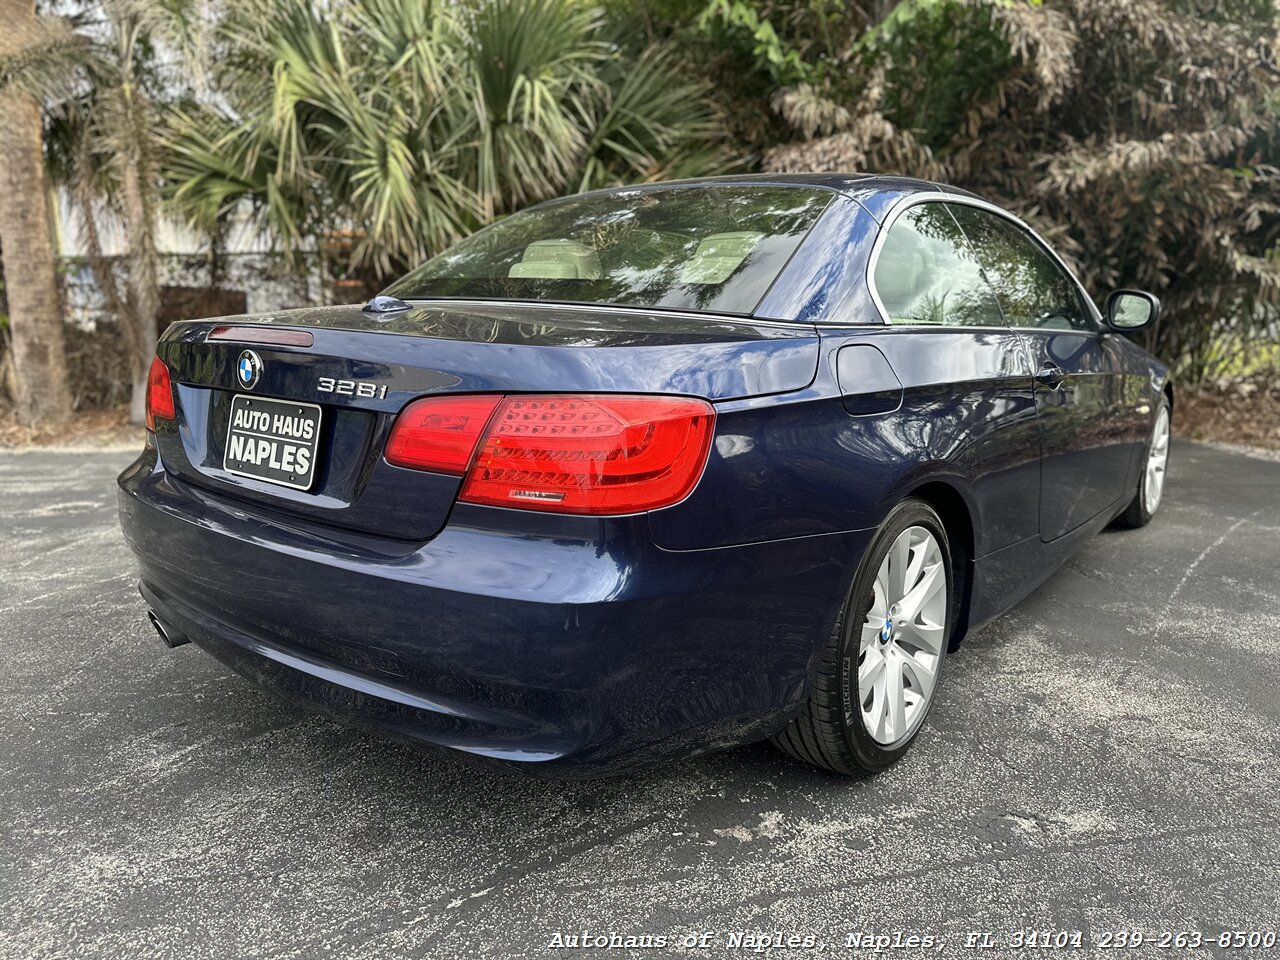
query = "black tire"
(1115, 397, 1171, 529)
(771, 498, 954, 775)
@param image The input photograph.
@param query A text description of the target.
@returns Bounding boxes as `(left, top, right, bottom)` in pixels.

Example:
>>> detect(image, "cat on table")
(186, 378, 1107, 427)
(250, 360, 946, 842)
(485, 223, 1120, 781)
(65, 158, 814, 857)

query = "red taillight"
(385, 395, 503, 473)
(145, 355, 175, 431)
(385, 394, 715, 514)
(463, 395, 715, 514)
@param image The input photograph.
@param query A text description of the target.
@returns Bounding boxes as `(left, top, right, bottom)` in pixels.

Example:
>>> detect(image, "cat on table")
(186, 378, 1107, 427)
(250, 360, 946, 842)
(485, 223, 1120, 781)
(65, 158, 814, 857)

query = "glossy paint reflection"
(164, 302, 820, 402)
(653, 326, 1040, 557)
(1026, 330, 1145, 540)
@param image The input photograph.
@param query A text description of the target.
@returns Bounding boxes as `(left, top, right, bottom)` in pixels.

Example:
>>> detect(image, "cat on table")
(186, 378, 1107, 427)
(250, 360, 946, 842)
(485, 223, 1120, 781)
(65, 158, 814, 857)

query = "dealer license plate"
(223, 395, 322, 491)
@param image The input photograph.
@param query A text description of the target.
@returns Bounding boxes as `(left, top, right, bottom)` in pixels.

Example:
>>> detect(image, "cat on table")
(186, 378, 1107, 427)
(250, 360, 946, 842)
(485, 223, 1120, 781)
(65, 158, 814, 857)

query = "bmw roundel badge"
(236, 349, 262, 390)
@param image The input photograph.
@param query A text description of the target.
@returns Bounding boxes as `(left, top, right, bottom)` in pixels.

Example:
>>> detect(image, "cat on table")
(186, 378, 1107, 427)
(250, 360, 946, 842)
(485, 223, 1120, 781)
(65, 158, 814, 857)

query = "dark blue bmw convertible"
(118, 175, 1172, 777)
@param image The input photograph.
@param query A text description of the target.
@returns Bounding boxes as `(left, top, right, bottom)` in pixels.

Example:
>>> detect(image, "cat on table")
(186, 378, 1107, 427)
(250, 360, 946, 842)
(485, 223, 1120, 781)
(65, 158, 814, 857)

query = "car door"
(859, 200, 1042, 557)
(948, 203, 1134, 541)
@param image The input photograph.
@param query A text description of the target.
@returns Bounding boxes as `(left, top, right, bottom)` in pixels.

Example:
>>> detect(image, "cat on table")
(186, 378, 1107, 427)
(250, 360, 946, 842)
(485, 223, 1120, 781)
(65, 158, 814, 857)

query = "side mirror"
(1105, 289, 1160, 331)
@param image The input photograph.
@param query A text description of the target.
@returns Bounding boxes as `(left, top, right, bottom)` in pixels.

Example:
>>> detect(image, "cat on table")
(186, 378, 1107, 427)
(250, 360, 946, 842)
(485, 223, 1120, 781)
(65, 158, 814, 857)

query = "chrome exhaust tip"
(147, 610, 190, 649)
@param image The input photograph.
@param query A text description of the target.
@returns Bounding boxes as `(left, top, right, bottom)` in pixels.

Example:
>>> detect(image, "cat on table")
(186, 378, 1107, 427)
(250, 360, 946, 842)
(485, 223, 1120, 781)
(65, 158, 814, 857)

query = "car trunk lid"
(152, 300, 818, 540)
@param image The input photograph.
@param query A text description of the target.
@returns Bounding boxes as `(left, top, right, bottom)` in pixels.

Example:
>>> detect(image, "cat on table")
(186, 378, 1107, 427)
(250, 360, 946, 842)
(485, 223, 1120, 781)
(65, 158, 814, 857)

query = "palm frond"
(578, 46, 725, 191)
(0, 15, 102, 108)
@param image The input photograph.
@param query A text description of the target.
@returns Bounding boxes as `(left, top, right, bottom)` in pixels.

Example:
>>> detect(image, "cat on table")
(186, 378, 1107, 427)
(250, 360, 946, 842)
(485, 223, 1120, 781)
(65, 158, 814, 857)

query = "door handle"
(1035, 365, 1067, 389)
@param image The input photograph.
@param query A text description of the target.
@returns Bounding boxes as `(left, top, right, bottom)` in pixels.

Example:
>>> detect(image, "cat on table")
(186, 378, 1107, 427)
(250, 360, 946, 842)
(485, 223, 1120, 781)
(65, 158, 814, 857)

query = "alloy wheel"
(858, 525, 948, 746)
(1144, 406, 1170, 513)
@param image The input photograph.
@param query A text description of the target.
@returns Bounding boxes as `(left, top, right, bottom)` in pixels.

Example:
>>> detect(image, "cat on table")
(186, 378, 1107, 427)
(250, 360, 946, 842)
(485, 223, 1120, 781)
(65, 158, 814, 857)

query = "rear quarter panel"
(649, 326, 1041, 559)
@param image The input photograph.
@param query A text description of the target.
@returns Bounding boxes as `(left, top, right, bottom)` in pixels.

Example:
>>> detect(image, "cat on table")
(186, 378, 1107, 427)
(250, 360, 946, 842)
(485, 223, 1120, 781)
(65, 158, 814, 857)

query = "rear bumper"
(118, 444, 870, 776)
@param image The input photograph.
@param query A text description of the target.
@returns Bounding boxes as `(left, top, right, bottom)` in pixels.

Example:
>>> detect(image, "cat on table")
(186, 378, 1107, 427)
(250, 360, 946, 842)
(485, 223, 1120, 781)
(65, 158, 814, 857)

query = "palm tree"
(0, 0, 72, 427)
(166, 0, 729, 282)
(2, 0, 201, 423)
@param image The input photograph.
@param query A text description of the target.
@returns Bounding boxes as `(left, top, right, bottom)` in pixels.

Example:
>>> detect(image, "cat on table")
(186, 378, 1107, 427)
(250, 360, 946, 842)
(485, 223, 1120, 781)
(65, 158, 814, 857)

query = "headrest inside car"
(679, 231, 764, 285)
(508, 239, 603, 280)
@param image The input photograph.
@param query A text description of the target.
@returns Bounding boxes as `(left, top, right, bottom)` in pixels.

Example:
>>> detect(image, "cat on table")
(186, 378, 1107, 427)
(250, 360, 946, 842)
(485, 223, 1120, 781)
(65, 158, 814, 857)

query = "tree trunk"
(128, 368, 147, 424)
(0, 2, 73, 427)
(117, 96, 161, 425)
(121, 161, 158, 424)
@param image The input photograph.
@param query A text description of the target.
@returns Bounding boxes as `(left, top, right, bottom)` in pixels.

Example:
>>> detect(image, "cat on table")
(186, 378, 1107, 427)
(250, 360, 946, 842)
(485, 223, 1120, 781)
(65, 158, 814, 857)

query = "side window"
(948, 204, 1092, 332)
(872, 202, 1004, 327)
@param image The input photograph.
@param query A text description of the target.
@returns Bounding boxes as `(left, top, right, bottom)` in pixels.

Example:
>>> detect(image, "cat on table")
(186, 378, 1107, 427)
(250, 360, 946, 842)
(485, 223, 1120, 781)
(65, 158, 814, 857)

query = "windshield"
(383, 185, 835, 315)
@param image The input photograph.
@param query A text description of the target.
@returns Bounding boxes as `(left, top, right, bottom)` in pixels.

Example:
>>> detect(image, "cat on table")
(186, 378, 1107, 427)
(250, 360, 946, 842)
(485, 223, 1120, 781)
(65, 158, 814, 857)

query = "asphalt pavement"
(1, 440, 1278, 959)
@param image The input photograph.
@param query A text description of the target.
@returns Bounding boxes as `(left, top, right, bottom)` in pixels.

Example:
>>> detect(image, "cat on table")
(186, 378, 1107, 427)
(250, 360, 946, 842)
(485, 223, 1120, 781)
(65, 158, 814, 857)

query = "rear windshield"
(383, 185, 834, 315)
